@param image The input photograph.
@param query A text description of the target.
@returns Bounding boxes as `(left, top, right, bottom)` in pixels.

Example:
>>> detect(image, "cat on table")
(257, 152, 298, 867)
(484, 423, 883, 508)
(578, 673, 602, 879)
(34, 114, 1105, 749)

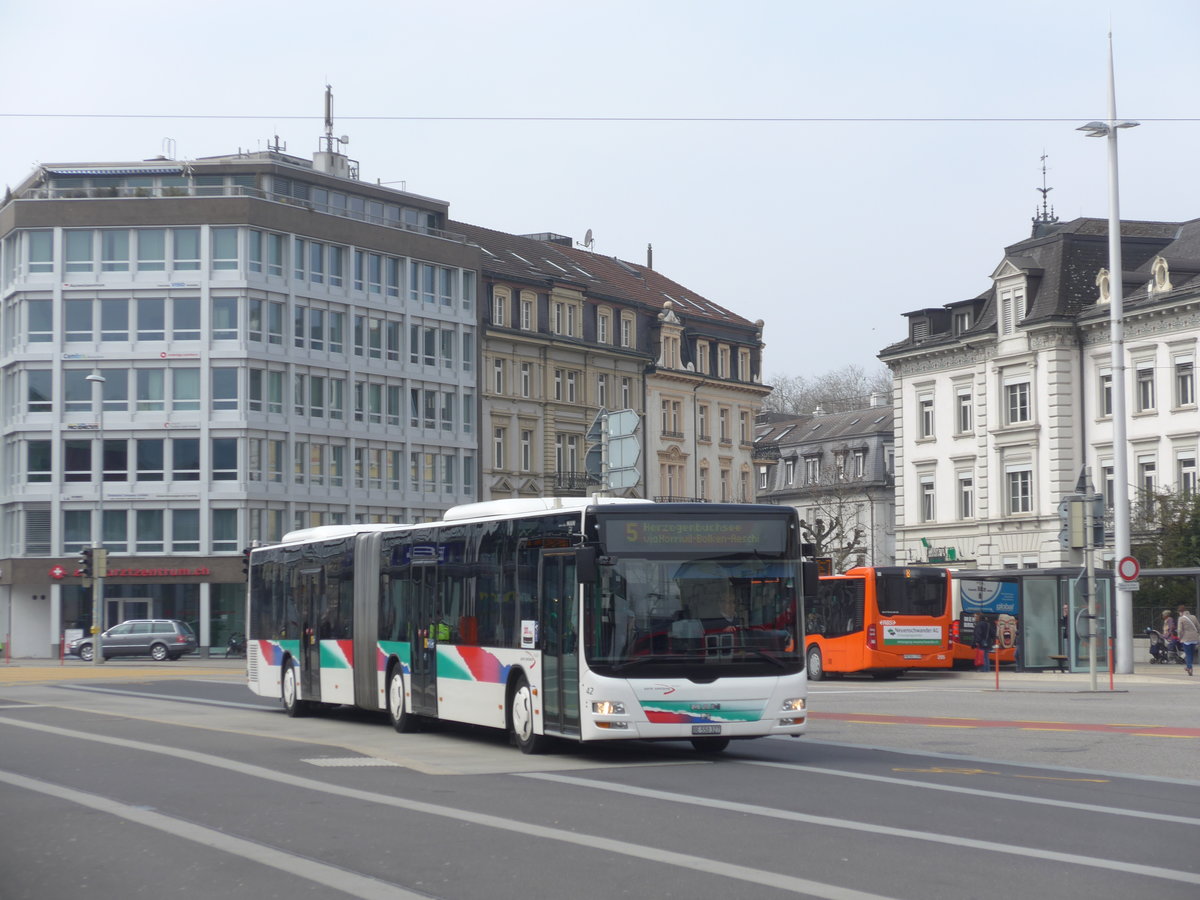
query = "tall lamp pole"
(1078, 34, 1138, 675)
(86, 371, 106, 666)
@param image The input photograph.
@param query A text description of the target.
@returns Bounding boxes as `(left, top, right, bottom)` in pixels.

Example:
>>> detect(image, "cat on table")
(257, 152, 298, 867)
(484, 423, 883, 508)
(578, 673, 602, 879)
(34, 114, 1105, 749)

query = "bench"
(1046, 654, 1069, 673)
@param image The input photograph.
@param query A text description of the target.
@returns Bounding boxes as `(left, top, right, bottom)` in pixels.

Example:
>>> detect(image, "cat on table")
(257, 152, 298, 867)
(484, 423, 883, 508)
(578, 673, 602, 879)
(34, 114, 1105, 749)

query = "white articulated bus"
(246, 497, 811, 754)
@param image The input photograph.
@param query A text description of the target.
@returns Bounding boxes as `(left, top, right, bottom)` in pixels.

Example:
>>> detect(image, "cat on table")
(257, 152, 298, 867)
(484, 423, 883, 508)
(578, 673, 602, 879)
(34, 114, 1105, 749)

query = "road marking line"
(744, 760, 1200, 827)
(527, 771, 1200, 887)
(60, 683, 271, 711)
(0, 768, 427, 900)
(0, 716, 896, 900)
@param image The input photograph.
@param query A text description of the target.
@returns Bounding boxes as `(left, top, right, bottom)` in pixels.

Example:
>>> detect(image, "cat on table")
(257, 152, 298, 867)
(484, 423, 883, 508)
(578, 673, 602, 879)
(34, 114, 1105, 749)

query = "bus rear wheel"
(282, 660, 309, 717)
(510, 675, 549, 755)
(690, 737, 730, 754)
(806, 645, 824, 681)
(387, 667, 420, 733)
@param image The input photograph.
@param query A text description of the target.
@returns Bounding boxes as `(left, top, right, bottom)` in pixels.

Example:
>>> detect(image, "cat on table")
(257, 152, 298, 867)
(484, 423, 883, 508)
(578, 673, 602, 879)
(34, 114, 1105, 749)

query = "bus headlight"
(591, 700, 626, 716)
(781, 697, 806, 712)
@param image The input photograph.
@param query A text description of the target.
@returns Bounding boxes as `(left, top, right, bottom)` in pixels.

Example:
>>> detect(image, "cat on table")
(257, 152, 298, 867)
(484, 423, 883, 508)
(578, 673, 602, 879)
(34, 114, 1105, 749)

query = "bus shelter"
(954, 568, 1113, 673)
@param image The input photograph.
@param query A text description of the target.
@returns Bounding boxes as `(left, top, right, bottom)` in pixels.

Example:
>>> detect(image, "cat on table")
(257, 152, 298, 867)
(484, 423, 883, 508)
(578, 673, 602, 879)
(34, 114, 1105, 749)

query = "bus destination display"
(601, 517, 787, 554)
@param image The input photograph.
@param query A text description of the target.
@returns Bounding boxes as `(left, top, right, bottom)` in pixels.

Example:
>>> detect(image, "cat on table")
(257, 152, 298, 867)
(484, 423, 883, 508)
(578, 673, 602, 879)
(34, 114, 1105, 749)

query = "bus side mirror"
(802, 561, 819, 600)
(577, 547, 598, 583)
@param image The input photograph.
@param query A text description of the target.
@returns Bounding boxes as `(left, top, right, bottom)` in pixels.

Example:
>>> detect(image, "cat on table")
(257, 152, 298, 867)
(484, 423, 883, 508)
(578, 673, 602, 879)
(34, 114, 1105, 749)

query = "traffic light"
(241, 547, 252, 580)
(78, 547, 94, 578)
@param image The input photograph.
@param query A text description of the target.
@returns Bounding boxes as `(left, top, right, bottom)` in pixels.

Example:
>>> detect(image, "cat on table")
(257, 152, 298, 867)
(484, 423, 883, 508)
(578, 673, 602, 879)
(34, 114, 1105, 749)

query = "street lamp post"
(1078, 34, 1138, 675)
(86, 371, 106, 666)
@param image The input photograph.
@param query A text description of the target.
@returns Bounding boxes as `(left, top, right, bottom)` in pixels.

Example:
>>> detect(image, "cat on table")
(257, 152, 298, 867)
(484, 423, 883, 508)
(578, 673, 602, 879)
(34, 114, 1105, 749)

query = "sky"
(4, 0, 1199, 382)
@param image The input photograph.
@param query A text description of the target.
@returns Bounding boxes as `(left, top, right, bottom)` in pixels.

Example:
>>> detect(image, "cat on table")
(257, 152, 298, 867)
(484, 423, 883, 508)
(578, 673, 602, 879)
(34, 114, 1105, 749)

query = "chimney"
(647, 243, 653, 269)
(870, 392, 888, 408)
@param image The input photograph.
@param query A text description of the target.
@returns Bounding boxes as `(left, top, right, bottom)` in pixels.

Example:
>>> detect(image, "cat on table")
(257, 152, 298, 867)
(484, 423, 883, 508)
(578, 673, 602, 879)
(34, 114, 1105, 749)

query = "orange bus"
(805, 566, 953, 680)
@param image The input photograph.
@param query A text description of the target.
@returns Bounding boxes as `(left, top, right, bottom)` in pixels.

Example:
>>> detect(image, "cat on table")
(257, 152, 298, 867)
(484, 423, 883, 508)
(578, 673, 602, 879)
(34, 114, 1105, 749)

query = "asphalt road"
(1, 660, 1197, 900)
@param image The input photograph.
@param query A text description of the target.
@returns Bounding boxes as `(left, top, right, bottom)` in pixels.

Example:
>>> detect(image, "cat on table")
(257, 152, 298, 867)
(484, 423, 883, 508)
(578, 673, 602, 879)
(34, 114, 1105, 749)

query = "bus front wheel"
(510, 676, 549, 755)
(806, 646, 824, 682)
(387, 667, 420, 733)
(282, 660, 309, 717)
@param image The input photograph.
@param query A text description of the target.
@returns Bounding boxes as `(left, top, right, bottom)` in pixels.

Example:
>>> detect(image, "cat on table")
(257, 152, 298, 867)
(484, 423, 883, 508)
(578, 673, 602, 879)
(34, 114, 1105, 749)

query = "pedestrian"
(973, 613, 996, 672)
(1176, 605, 1200, 676)
(1162, 609, 1177, 643)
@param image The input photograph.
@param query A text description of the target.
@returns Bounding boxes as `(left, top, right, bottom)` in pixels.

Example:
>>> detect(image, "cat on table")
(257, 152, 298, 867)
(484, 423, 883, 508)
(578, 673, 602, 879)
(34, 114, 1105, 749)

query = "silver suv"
(69, 619, 198, 662)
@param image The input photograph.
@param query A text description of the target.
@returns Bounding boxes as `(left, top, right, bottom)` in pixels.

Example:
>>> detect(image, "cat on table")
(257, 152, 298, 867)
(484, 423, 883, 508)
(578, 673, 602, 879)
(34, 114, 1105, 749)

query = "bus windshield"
(876, 570, 949, 617)
(585, 556, 802, 675)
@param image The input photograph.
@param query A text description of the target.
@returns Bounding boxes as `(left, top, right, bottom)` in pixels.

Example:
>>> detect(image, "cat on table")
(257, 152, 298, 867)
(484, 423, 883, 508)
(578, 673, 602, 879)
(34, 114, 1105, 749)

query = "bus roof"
(441, 496, 652, 522)
(277, 523, 401, 544)
(274, 497, 654, 544)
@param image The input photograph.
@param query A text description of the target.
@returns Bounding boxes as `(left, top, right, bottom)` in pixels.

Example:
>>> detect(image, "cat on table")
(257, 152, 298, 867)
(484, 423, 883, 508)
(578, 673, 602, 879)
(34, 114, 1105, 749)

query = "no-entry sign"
(1117, 556, 1140, 582)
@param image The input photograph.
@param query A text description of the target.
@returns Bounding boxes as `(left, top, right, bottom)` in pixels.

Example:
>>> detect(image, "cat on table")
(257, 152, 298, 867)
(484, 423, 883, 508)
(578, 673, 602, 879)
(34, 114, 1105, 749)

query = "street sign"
(606, 409, 639, 438)
(586, 408, 607, 444)
(1117, 556, 1140, 582)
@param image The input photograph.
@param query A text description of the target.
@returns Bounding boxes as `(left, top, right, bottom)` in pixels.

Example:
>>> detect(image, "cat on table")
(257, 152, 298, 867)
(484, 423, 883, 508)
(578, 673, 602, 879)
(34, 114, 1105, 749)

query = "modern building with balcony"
(0, 141, 480, 656)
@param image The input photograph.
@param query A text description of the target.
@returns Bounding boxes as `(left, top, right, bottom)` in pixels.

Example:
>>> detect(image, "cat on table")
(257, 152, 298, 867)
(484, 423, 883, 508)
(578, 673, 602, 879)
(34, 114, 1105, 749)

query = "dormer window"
(912, 320, 929, 341)
(1150, 256, 1172, 296)
(953, 310, 972, 334)
(998, 287, 1024, 335)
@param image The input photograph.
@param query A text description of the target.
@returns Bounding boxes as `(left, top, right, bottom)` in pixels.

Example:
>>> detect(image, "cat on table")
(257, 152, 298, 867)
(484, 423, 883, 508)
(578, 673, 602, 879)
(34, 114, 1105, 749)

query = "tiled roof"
(450, 220, 755, 328)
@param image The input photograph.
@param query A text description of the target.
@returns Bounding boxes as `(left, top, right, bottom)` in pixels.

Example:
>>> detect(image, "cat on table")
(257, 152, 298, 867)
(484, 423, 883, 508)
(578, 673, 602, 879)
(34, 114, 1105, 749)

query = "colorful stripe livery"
(255, 639, 299, 667)
(376, 641, 412, 675)
(640, 700, 767, 725)
(437, 645, 515, 684)
(319, 639, 354, 670)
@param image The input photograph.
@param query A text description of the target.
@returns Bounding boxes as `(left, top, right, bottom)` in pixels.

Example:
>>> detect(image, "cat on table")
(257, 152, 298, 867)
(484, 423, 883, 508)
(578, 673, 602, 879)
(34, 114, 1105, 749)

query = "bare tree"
(797, 471, 873, 571)
(764, 364, 892, 415)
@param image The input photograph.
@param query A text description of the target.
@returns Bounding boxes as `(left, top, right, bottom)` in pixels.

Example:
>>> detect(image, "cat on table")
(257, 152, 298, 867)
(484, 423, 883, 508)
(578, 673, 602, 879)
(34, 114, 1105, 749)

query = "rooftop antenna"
(320, 84, 350, 154)
(1033, 151, 1057, 226)
(268, 133, 286, 153)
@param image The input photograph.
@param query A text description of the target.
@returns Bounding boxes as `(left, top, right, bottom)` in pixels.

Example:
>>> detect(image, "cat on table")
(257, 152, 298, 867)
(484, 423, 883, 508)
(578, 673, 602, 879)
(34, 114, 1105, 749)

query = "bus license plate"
(692, 724, 722, 735)
(903, 654, 922, 660)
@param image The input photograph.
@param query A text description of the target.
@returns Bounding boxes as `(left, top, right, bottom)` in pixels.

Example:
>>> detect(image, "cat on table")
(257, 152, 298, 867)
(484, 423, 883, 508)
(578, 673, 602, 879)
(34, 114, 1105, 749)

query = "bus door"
(296, 565, 324, 703)
(409, 558, 439, 717)
(540, 551, 580, 737)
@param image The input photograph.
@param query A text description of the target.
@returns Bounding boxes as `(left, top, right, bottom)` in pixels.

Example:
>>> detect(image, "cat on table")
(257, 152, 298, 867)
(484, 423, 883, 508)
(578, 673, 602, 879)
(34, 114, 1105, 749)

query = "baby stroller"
(1146, 627, 1182, 664)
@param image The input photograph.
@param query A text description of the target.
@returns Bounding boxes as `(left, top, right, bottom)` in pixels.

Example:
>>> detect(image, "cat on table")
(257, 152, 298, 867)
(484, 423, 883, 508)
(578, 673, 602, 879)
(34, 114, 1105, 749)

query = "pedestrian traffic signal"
(241, 547, 252, 580)
(78, 547, 94, 579)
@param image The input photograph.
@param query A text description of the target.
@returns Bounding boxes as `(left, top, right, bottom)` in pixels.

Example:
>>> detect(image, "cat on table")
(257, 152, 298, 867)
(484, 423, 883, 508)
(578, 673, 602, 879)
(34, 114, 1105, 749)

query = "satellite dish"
(340, 135, 350, 144)
(579, 228, 594, 250)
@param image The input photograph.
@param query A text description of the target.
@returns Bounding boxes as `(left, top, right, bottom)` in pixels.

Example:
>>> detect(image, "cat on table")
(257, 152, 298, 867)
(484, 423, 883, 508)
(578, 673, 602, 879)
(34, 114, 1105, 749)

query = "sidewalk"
(0, 655, 244, 684)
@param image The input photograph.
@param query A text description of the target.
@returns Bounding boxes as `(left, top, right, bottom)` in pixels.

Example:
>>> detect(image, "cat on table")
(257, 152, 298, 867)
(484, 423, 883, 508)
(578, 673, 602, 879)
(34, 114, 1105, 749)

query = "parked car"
(68, 619, 198, 662)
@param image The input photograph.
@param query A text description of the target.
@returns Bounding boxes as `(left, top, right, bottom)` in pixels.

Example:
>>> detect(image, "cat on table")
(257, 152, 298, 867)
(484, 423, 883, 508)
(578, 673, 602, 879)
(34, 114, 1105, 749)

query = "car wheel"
(690, 737, 731, 754)
(79, 643, 94, 662)
(509, 675, 549, 754)
(387, 667, 420, 733)
(150, 643, 169, 662)
(282, 660, 308, 717)
(806, 645, 824, 682)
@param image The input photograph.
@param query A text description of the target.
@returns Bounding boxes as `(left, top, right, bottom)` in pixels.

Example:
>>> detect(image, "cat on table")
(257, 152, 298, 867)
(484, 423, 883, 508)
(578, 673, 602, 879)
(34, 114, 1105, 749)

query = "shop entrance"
(105, 598, 150, 629)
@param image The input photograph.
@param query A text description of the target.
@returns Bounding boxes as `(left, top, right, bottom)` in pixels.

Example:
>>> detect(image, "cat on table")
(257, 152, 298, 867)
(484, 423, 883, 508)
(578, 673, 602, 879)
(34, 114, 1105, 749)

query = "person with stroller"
(1176, 605, 1200, 676)
(1162, 609, 1177, 644)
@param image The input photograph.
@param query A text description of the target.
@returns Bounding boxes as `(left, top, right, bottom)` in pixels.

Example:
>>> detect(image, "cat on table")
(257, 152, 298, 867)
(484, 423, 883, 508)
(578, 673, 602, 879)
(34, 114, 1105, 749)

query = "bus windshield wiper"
(744, 647, 787, 669)
(611, 654, 689, 673)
